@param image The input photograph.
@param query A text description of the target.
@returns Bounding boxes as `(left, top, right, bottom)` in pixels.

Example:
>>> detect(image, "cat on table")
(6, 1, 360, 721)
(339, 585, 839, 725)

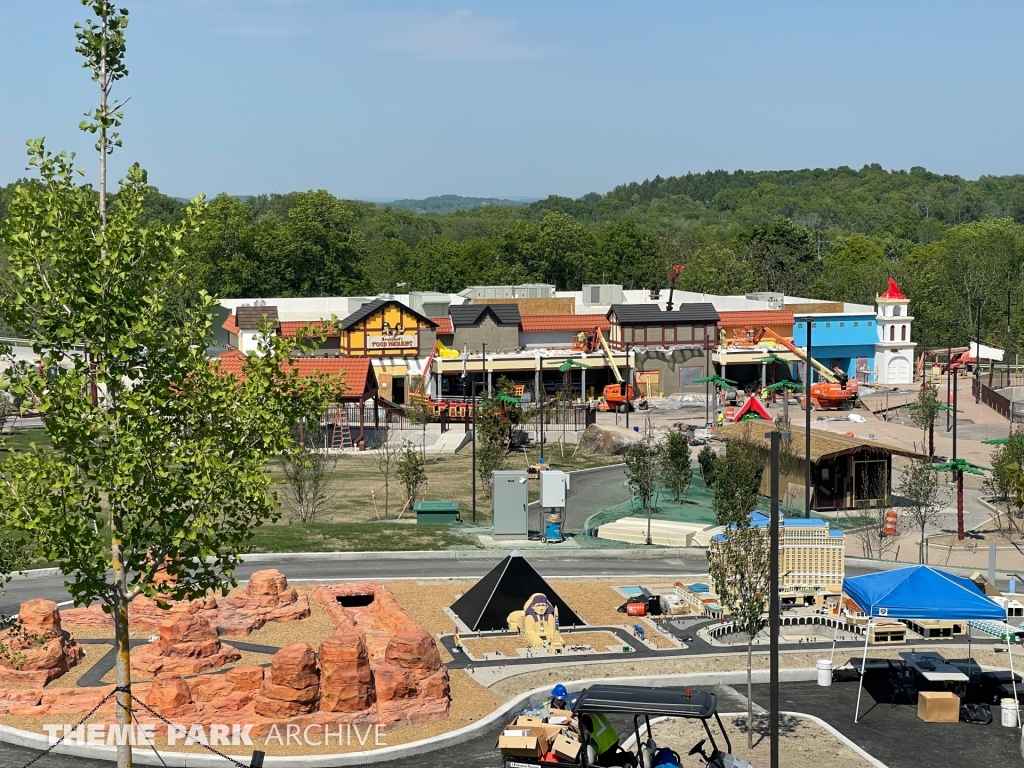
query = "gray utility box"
(492, 470, 529, 540)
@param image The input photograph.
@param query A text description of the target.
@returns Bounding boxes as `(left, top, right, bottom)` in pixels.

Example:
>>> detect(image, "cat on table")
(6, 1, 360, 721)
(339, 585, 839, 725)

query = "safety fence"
(973, 379, 1012, 419)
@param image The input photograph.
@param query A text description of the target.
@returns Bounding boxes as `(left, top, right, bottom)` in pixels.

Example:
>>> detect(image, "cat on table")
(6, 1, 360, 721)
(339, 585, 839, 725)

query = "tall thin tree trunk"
(98, 7, 130, 766)
(928, 421, 934, 458)
(112, 518, 133, 767)
(957, 470, 965, 540)
(747, 637, 753, 749)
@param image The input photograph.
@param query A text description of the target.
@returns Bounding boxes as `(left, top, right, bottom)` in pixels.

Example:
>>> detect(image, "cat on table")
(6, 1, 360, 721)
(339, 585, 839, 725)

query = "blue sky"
(1, 1, 1021, 200)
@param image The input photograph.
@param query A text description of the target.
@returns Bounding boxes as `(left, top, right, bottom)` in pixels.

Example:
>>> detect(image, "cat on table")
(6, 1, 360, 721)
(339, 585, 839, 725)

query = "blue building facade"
(792, 315, 877, 383)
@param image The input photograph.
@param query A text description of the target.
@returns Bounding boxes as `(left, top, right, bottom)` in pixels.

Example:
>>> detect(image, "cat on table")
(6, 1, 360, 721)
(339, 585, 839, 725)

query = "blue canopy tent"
(840, 566, 1013, 722)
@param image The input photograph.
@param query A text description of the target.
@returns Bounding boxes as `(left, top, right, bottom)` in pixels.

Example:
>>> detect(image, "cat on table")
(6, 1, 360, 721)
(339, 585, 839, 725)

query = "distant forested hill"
(383, 195, 532, 214)
(4, 164, 1024, 350)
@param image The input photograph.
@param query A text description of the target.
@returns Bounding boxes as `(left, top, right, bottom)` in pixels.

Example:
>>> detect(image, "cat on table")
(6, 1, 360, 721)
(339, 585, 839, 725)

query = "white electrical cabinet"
(539, 469, 569, 509)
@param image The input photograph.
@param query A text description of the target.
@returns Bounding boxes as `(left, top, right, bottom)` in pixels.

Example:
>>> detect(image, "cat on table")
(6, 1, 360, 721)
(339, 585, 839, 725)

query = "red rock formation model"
(318, 630, 374, 712)
(144, 673, 196, 719)
(0, 577, 450, 740)
(312, 582, 450, 725)
(0, 599, 84, 686)
(253, 642, 320, 717)
(60, 569, 310, 636)
(131, 609, 241, 675)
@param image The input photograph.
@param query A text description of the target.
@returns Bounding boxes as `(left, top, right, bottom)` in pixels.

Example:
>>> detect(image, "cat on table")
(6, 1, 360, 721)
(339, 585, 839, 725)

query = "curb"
(240, 547, 704, 563)
(621, 711, 888, 768)
(0, 669, 820, 766)
(7, 567, 63, 581)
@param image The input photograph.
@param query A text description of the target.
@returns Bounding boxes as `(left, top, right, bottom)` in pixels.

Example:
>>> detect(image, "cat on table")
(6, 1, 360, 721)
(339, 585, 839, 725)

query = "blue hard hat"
(551, 684, 568, 699)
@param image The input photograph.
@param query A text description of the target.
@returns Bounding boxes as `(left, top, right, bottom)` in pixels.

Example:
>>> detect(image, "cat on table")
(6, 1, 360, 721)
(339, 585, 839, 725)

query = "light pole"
(975, 302, 982, 404)
(767, 428, 789, 768)
(804, 318, 813, 518)
(625, 343, 631, 430)
(471, 353, 477, 524)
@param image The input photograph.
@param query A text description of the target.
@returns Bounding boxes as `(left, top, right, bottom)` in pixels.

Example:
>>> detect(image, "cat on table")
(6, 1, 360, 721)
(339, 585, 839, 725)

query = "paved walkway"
(752, 680, 1021, 768)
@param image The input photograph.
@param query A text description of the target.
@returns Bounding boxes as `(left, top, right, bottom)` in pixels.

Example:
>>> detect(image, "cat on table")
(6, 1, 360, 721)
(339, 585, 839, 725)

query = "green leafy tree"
(0, 5, 325, 765)
(811, 234, 889, 305)
(678, 245, 755, 295)
(625, 423, 659, 545)
(897, 458, 949, 563)
(908, 385, 942, 458)
(396, 440, 428, 510)
(475, 397, 508, 498)
(985, 432, 1024, 550)
(707, 518, 770, 748)
(659, 430, 693, 502)
(697, 445, 718, 487)
(711, 441, 764, 525)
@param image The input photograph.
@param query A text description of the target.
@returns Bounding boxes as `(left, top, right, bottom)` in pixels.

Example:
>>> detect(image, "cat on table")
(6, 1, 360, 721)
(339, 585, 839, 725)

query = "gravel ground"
(548, 579, 675, 648)
(651, 713, 873, 768)
(46, 643, 112, 689)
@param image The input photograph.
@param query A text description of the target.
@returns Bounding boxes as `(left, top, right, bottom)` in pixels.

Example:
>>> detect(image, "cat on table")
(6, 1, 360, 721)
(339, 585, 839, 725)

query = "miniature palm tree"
(930, 459, 989, 540)
(696, 375, 737, 424)
(763, 379, 803, 422)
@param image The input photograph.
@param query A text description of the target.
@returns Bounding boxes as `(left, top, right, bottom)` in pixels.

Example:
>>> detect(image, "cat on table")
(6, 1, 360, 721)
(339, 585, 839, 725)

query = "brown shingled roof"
(235, 305, 279, 330)
(714, 421, 926, 462)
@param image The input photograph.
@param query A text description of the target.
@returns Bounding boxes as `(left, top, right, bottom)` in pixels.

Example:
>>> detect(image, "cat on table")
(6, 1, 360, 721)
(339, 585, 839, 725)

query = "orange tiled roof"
(222, 314, 238, 334)
(210, 347, 244, 359)
(716, 309, 794, 327)
(430, 317, 454, 335)
(211, 355, 373, 397)
(519, 314, 611, 333)
(277, 320, 341, 338)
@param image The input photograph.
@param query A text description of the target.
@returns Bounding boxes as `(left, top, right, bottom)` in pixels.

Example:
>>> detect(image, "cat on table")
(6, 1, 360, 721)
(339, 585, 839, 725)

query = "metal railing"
(973, 379, 1011, 419)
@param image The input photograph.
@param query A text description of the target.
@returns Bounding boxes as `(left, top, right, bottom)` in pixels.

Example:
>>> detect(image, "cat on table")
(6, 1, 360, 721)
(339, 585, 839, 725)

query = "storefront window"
(679, 366, 704, 387)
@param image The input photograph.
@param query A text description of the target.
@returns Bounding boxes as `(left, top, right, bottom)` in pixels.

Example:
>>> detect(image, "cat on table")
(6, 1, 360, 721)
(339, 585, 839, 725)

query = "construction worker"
(577, 330, 587, 346)
(549, 683, 569, 711)
(580, 711, 627, 765)
(716, 410, 724, 427)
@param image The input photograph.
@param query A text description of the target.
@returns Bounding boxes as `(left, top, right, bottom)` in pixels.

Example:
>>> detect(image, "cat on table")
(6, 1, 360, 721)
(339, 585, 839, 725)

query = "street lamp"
(766, 428, 790, 768)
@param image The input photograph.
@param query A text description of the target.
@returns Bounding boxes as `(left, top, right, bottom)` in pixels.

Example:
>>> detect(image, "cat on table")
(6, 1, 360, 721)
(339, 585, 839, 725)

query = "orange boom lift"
(752, 327, 859, 410)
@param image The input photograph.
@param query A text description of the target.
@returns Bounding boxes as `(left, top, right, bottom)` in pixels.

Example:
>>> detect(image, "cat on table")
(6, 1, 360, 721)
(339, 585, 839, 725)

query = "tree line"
(4, 165, 1024, 353)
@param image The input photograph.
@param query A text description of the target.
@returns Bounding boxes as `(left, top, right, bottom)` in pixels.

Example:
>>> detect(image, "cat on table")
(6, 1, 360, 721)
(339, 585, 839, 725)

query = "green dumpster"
(414, 501, 461, 525)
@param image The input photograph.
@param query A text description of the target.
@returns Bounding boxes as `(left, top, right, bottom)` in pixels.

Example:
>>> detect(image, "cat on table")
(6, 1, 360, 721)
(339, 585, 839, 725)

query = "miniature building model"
(874, 278, 915, 385)
(450, 551, 584, 632)
(507, 593, 565, 653)
(740, 513, 846, 602)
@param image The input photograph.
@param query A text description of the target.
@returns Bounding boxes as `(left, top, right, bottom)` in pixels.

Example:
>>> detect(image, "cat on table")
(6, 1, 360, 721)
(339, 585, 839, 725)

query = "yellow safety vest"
(583, 712, 618, 755)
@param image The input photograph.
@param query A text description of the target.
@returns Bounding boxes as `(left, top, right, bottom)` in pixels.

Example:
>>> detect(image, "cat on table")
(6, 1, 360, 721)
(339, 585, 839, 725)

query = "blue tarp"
(844, 565, 1005, 621)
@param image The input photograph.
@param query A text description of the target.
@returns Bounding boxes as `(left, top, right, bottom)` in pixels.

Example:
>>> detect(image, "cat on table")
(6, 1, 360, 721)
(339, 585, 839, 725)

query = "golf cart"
(498, 684, 751, 768)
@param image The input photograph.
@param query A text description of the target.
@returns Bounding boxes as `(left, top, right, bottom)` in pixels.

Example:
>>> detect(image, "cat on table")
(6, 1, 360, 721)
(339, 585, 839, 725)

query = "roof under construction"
(713, 422, 927, 463)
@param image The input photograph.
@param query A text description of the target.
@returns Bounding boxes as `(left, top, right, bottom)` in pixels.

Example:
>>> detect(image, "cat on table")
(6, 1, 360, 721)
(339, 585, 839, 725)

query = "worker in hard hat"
(549, 683, 569, 711)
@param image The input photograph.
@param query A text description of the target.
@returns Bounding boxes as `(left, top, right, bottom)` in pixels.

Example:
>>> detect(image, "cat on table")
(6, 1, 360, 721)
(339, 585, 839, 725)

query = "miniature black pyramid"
(450, 550, 585, 631)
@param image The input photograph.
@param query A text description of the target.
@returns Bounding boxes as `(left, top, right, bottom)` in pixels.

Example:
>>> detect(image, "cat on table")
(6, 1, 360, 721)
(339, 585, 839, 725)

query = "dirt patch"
(652, 713, 873, 768)
(462, 631, 624, 659)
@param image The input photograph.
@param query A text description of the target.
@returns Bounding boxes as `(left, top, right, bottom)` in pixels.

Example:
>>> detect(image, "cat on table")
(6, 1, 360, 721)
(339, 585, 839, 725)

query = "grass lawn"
(269, 448, 624, 527)
(249, 521, 477, 552)
(0, 429, 51, 454)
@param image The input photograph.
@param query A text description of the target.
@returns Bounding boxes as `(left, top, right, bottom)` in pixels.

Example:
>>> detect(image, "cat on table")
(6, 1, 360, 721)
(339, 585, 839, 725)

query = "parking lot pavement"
(751, 680, 1020, 768)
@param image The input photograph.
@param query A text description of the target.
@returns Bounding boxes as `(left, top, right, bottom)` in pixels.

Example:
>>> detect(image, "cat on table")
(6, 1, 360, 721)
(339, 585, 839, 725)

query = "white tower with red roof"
(874, 278, 914, 384)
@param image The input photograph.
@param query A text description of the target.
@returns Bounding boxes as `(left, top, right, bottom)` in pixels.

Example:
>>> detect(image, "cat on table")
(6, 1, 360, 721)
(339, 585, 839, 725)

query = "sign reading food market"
(368, 334, 417, 349)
